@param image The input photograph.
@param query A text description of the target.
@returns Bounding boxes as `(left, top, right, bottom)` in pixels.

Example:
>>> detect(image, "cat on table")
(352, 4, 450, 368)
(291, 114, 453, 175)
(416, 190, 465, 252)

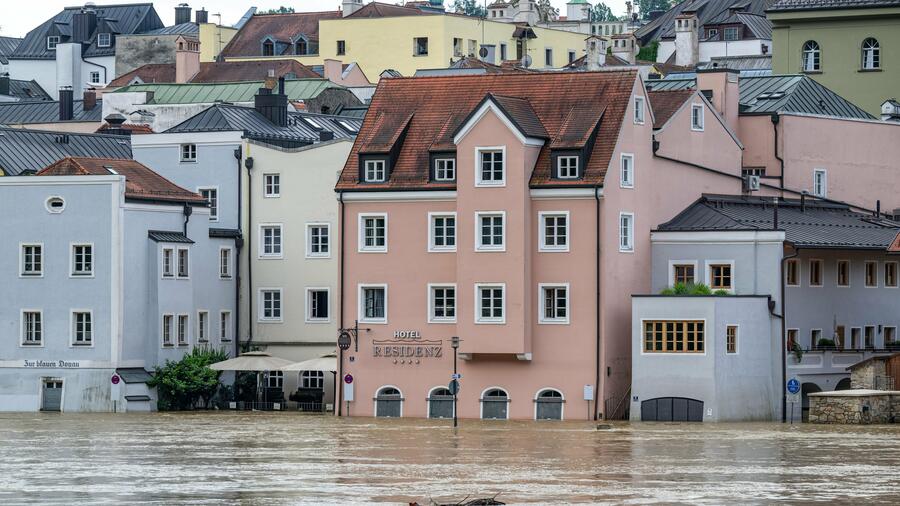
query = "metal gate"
(481, 389, 509, 419)
(641, 397, 703, 422)
(375, 387, 402, 417)
(535, 390, 563, 420)
(428, 388, 454, 419)
(41, 380, 63, 411)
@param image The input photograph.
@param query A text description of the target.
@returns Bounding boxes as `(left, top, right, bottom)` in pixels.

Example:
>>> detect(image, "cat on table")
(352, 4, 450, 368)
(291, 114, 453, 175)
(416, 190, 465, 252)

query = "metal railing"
(603, 388, 631, 421)
(219, 401, 327, 412)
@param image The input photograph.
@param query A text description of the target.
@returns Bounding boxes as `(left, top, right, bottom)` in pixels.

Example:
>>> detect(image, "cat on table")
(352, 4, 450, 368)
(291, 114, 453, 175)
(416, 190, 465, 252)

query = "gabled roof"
(457, 93, 549, 140)
(10, 3, 164, 59)
(634, 0, 774, 45)
(141, 22, 200, 36)
(165, 104, 362, 143)
(108, 60, 321, 87)
(768, 0, 900, 11)
(657, 194, 900, 250)
(648, 89, 696, 128)
(346, 2, 433, 18)
(0, 78, 52, 101)
(336, 71, 637, 191)
(37, 157, 205, 205)
(0, 36, 22, 64)
(112, 79, 344, 105)
(645, 74, 873, 119)
(0, 128, 131, 176)
(0, 100, 103, 124)
(219, 11, 341, 57)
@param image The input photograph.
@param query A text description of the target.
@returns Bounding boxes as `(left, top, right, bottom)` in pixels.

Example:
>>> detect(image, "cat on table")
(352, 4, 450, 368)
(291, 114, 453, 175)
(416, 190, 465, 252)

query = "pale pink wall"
(739, 115, 780, 176)
(696, 71, 740, 135)
(654, 92, 743, 173)
(324, 59, 372, 86)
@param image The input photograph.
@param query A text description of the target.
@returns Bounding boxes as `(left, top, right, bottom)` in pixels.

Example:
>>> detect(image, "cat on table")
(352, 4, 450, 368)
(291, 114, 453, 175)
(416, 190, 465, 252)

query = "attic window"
(45, 196, 66, 214)
(294, 36, 308, 55)
(262, 39, 275, 56)
(364, 160, 386, 183)
(97, 33, 111, 48)
(47, 36, 60, 50)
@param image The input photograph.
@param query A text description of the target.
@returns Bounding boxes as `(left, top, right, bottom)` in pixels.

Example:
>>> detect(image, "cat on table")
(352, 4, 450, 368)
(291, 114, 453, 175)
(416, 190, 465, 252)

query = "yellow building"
(198, 23, 238, 63)
(221, 3, 589, 78)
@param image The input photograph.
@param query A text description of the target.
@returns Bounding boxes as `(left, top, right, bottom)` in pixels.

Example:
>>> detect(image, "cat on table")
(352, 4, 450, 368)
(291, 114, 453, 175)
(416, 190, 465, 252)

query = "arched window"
(862, 38, 880, 70)
(480, 387, 509, 419)
(300, 370, 323, 390)
(427, 386, 454, 419)
(262, 38, 275, 56)
(535, 388, 564, 420)
(802, 41, 820, 72)
(375, 386, 402, 417)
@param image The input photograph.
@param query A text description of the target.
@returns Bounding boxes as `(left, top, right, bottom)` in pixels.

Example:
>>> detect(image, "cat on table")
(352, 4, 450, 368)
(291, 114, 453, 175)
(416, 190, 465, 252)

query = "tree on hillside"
(452, 0, 487, 17)
(590, 2, 617, 22)
(261, 6, 295, 14)
(637, 0, 673, 19)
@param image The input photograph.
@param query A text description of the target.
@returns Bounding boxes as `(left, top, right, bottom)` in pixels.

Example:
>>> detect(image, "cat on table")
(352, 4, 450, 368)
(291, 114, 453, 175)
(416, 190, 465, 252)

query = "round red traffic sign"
(111, 374, 121, 385)
(344, 374, 353, 384)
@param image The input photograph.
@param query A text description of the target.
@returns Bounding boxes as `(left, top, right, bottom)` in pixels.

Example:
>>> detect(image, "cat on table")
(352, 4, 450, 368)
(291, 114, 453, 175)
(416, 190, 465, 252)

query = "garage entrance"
(41, 380, 63, 411)
(641, 397, 703, 422)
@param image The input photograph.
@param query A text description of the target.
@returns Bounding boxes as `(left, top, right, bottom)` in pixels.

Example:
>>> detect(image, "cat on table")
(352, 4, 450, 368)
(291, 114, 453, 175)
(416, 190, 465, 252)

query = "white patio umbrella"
(279, 353, 338, 372)
(209, 351, 294, 371)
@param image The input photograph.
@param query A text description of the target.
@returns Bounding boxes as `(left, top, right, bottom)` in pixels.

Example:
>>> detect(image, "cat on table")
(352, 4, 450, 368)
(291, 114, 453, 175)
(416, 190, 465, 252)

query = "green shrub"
(636, 41, 659, 62)
(713, 289, 729, 296)
(660, 283, 717, 295)
(817, 338, 836, 348)
(147, 346, 229, 411)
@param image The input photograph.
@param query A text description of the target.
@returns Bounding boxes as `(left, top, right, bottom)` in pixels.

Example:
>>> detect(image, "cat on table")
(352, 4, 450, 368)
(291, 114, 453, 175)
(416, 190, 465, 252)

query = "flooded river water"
(2, 412, 899, 504)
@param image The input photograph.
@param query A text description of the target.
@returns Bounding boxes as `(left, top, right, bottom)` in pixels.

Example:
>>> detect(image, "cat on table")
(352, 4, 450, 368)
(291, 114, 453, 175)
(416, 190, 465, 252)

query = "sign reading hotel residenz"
(373, 330, 443, 364)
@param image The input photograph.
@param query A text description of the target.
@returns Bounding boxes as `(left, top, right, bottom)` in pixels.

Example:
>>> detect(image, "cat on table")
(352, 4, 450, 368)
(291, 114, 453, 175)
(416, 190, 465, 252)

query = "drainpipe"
(182, 204, 192, 236)
(245, 154, 255, 347)
(337, 190, 345, 416)
(233, 146, 243, 358)
(594, 184, 602, 420)
(781, 245, 799, 423)
(771, 113, 784, 193)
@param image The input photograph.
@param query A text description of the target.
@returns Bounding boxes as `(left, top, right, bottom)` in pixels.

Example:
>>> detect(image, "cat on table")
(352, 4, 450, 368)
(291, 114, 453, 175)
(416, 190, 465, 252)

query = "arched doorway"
(801, 382, 822, 422)
(427, 386, 454, 419)
(375, 386, 403, 417)
(640, 397, 704, 421)
(480, 387, 509, 420)
(535, 388, 564, 420)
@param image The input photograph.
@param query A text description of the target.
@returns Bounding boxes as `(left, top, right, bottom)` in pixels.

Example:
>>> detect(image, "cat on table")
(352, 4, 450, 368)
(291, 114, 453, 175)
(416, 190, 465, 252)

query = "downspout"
(182, 204, 192, 236)
(771, 113, 784, 192)
(233, 147, 243, 358)
(245, 154, 255, 347)
(81, 57, 107, 84)
(337, 190, 345, 416)
(594, 184, 602, 420)
(780, 245, 799, 424)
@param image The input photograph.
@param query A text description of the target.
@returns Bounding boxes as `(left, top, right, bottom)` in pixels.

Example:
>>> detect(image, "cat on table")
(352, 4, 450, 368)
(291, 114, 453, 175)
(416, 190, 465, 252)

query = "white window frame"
(161, 247, 174, 278)
(544, 47, 553, 67)
(538, 211, 569, 253)
(364, 160, 386, 183)
(219, 247, 232, 279)
(428, 212, 457, 252)
(414, 37, 429, 56)
(358, 213, 388, 253)
(70, 309, 93, 347)
(813, 169, 827, 198)
(198, 186, 218, 222)
(259, 224, 284, 259)
(884, 326, 897, 346)
(475, 211, 506, 252)
(633, 96, 645, 125)
(865, 260, 878, 288)
(725, 324, 739, 354)
(97, 32, 111, 47)
(305, 287, 331, 323)
(359, 284, 388, 324)
(197, 310, 209, 343)
(785, 258, 801, 287)
(668, 260, 699, 286)
(434, 158, 456, 182)
(428, 283, 457, 324)
(474, 283, 506, 324)
(885, 261, 899, 288)
(20, 310, 43, 347)
(301, 370, 325, 390)
(219, 311, 232, 342)
(620, 153, 634, 189)
(47, 36, 60, 50)
(20, 242, 43, 278)
(89, 71, 100, 84)
(176, 247, 190, 279)
(705, 259, 736, 293)
(475, 146, 506, 187)
(306, 222, 331, 258)
(180, 143, 197, 163)
(264, 173, 281, 198)
(691, 104, 705, 131)
(161, 313, 174, 347)
(538, 283, 570, 325)
(837, 259, 851, 287)
(258, 288, 284, 323)
(70, 242, 94, 278)
(176, 314, 189, 346)
(618, 212, 634, 253)
(809, 258, 824, 287)
(557, 156, 579, 179)
(533, 388, 565, 421)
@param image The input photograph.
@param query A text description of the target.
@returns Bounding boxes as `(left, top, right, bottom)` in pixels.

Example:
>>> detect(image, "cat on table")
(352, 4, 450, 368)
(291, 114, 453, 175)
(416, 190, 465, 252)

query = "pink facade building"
(334, 70, 749, 420)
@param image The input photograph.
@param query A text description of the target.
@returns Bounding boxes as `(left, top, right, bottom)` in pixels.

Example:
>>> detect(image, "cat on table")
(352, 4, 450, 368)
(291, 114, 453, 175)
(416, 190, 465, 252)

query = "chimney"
(674, 12, 699, 67)
(83, 89, 96, 111)
(696, 68, 740, 133)
(102, 113, 131, 136)
(175, 3, 192, 25)
(586, 36, 606, 71)
(610, 34, 636, 65)
(175, 37, 200, 83)
(195, 8, 208, 24)
(342, 0, 363, 17)
(0, 75, 9, 96)
(73, 6, 98, 44)
(59, 87, 74, 121)
(319, 130, 334, 142)
(255, 80, 287, 127)
(323, 59, 345, 83)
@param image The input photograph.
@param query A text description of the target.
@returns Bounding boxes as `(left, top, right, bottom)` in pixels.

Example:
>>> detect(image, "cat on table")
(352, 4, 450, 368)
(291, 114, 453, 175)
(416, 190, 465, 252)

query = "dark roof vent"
(105, 113, 126, 125)
(59, 87, 74, 121)
(319, 130, 334, 142)
(195, 8, 208, 24)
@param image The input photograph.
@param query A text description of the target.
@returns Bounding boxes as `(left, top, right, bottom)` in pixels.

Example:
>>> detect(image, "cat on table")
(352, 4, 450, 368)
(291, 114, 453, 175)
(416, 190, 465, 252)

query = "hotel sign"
(23, 359, 82, 369)
(373, 330, 443, 365)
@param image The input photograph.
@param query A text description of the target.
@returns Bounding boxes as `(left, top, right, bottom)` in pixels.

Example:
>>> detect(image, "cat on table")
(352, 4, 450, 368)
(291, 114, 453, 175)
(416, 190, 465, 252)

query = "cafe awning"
(280, 353, 338, 373)
(208, 351, 293, 371)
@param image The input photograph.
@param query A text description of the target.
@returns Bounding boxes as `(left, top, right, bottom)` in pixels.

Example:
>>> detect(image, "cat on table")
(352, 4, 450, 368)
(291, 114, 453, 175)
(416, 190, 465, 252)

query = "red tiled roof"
(220, 11, 342, 57)
(95, 123, 154, 134)
(486, 94, 549, 139)
(109, 63, 176, 87)
(37, 157, 206, 204)
(647, 89, 695, 128)
(109, 60, 321, 87)
(346, 2, 432, 18)
(335, 71, 637, 191)
(889, 231, 900, 253)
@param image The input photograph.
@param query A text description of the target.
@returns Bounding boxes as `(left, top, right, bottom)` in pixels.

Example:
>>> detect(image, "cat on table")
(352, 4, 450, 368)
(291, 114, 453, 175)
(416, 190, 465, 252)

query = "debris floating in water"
(596, 424, 613, 430)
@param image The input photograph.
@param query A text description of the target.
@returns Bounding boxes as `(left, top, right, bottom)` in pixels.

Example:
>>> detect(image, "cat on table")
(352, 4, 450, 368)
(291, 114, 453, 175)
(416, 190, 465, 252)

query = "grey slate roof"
(148, 230, 194, 243)
(645, 75, 873, 119)
(0, 100, 103, 124)
(1, 79, 52, 101)
(768, 0, 900, 11)
(635, 0, 775, 44)
(0, 127, 131, 176)
(165, 104, 362, 143)
(657, 195, 900, 250)
(697, 55, 772, 71)
(115, 368, 153, 383)
(0, 36, 22, 64)
(10, 3, 163, 60)
(142, 23, 200, 36)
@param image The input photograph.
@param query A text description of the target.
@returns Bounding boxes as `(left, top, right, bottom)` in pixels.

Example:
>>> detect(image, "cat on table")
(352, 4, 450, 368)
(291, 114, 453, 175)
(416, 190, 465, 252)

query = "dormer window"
(434, 158, 456, 182)
(97, 33, 111, 48)
(364, 160, 386, 183)
(295, 36, 308, 55)
(557, 156, 579, 179)
(47, 36, 60, 50)
(262, 39, 275, 56)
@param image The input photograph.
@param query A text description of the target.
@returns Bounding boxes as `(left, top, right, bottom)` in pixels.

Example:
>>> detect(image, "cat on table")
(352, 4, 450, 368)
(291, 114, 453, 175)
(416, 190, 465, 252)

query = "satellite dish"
(522, 54, 532, 68)
(479, 46, 488, 59)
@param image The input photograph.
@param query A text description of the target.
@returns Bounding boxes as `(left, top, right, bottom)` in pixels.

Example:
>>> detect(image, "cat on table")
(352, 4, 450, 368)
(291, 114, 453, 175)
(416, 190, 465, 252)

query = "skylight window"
(302, 117, 323, 130)
(337, 120, 358, 133)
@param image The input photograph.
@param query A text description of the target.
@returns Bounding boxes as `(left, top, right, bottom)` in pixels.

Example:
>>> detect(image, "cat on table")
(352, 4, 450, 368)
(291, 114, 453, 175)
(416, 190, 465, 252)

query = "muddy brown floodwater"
(2, 412, 900, 504)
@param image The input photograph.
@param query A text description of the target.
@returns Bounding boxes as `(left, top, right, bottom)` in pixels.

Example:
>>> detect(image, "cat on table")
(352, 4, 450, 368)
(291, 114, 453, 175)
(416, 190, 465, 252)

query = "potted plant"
(816, 338, 837, 351)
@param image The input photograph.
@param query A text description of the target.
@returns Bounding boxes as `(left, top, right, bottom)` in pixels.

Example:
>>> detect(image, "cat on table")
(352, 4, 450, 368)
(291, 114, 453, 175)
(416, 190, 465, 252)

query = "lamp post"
(451, 336, 460, 428)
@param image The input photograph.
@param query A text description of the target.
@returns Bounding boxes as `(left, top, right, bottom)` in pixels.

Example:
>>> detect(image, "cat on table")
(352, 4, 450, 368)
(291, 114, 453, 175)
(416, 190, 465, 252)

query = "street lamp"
(451, 336, 460, 428)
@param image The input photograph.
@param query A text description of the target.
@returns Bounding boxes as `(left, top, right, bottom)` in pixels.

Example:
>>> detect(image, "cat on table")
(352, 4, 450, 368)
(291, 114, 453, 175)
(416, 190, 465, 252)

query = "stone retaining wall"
(809, 391, 900, 424)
